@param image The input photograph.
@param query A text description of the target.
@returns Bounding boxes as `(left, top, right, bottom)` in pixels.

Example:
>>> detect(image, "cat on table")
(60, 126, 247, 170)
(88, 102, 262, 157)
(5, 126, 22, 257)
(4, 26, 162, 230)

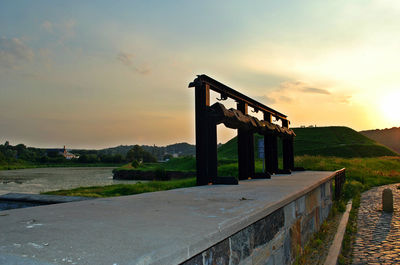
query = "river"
(0, 167, 140, 195)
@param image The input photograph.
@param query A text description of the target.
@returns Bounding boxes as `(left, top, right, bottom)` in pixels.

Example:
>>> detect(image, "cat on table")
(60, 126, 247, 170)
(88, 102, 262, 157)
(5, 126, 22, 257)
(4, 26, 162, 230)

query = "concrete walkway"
(353, 184, 400, 264)
(0, 171, 335, 265)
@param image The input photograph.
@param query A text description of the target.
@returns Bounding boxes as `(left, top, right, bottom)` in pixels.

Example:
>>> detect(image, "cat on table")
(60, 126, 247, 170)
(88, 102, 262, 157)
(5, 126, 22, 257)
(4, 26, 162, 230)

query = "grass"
(338, 194, 361, 265)
(296, 156, 400, 188)
(43, 178, 196, 197)
(117, 156, 196, 172)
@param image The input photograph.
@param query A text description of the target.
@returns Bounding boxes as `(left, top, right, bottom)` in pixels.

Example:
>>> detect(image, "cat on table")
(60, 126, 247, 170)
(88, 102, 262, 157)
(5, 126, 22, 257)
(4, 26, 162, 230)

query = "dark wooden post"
(237, 102, 254, 180)
(248, 130, 255, 179)
(264, 113, 278, 174)
(282, 120, 293, 171)
(289, 135, 294, 170)
(208, 114, 218, 183)
(195, 83, 212, 185)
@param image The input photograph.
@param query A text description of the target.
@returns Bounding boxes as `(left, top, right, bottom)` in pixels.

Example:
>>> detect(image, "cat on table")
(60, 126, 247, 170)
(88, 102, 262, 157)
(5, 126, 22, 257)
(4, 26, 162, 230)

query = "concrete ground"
(353, 184, 400, 264)
(0, 171, 335, 265)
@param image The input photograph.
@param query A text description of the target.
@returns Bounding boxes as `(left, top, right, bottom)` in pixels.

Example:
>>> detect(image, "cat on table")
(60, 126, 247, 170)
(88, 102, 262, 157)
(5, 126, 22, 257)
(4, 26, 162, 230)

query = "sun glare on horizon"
(380, 91, 400, 126)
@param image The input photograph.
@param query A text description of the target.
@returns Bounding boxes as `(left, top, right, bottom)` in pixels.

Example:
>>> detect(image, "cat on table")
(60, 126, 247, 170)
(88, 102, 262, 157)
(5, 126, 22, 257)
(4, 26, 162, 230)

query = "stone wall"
(182, 180, 333, 265)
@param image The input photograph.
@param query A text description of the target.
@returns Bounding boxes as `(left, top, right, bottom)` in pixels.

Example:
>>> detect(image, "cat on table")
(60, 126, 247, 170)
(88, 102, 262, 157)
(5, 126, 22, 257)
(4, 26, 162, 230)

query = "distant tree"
(0, 152, 6, 163)
(98, 154, 123, 164)
(112, 154, 123, 163)
(47, 150, 61, 158)
(163, 154, 173, 161)
(126, 145, 157, 163)
(39, 155, 49, 163)
(78, 154, 98, 163)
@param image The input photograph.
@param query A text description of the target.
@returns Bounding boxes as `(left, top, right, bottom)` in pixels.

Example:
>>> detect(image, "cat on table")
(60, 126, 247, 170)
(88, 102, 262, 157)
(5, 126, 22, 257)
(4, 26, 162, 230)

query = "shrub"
(131, 160, 140, 168)
(343, 180, 364, 200)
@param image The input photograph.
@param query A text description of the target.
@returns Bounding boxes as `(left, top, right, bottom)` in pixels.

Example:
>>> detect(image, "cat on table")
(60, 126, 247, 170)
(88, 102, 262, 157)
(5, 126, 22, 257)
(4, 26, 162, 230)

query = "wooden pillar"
(248, 127, 255, 179)
(282, 120, 293, 171)
(237, 102, 253, 180)
(195, 83, 212, 185)
(289, 136, 294, 170)
(264, 113, 278, 174)
(207, 115, 218, 183)
(282, 138, 291, 171)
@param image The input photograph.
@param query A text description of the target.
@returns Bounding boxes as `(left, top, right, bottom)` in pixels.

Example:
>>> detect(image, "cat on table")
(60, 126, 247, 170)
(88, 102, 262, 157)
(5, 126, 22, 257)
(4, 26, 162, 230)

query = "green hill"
(218, 126, 398, 159)
(360, 127, 400, 154)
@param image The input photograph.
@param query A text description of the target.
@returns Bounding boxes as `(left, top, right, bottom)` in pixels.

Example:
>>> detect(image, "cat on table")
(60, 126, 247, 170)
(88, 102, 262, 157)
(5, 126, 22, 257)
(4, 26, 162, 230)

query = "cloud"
(279, 80, 306, 91)
(279, 95, 293, 103)
(116, 52, 150, 74)
(339, 95, 352, 104)
(41, 21, 53, 33)
(117, 52, 134, 66)
(255, 95, 276, 105)
(278, 80, 330, 95)
(61, 20, 76, 41)
(0, 37, 34, 68)
(41, 19, 76, 44)
(301, 87, 331, 95)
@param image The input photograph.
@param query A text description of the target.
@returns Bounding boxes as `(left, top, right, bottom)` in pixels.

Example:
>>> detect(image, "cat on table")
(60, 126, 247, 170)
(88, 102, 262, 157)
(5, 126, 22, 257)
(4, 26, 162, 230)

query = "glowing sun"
(380, 91, 400, 125)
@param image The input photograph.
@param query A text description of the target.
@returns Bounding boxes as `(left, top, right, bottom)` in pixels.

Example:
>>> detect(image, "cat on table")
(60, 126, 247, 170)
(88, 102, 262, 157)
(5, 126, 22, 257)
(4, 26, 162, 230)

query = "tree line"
(0, 141, 158, 167)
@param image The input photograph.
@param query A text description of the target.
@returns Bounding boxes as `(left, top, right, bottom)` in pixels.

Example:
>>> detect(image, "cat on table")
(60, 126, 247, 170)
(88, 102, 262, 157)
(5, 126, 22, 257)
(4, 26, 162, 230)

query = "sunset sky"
(1, 1, 399, 149)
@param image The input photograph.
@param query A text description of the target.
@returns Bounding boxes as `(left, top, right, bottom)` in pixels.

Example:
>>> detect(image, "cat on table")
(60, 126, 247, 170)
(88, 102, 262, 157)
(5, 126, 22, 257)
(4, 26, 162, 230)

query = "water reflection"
(0, 167, 141, 195)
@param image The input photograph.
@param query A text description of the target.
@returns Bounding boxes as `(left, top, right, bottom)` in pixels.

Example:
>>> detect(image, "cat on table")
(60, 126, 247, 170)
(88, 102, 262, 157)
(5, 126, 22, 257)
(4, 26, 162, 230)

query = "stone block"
(305, 189, 321, 215)
(320, 183, 326, 201)
(230, 225, 255, 264)
(301, 211, 315, 247)
(315, 206, 321, 229)
(283, 230, 292, 264)
(254, 208, 284, 247)
(321, 203, 331, 220)
(264, 256, 274, 265)
(270, 230, 284, 251)
(284, 202, 296, 227)
(327, 180, 332, 197)
(203, 239, 230, 265)
(272, 246, 284, 265)
(382, 188, 393, 212)
(295, 196, 306, 217)
(290, 219, 301, 256)
(251, 245, 271, 265)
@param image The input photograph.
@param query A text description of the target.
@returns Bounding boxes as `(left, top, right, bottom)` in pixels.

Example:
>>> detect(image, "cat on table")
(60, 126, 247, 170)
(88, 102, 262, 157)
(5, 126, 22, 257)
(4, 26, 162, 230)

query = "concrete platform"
(0, 171, 335, 265)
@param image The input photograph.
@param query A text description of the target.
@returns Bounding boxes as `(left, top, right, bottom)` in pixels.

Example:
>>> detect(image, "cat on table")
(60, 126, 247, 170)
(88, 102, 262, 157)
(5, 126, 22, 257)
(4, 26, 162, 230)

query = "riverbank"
(0, 162, 124, 171)
(0, 167, 138, 195)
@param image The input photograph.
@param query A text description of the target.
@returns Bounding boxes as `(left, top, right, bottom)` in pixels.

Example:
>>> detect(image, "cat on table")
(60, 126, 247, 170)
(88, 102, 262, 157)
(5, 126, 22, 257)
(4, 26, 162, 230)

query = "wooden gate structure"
(189, 75, 295, 186)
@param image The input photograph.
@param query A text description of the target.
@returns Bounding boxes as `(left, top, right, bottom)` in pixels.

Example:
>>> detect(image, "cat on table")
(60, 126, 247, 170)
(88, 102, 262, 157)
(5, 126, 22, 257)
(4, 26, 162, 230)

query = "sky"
(1, 0, 399, 149)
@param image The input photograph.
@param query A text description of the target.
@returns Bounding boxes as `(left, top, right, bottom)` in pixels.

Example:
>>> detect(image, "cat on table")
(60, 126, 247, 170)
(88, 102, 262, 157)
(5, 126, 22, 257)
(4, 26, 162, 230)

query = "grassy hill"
(218, 126, 398, 159)
(360, 127, 400, 154)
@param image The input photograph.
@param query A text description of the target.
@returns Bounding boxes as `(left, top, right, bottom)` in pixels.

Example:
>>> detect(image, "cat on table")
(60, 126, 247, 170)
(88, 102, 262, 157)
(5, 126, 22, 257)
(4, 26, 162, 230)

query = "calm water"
(0, 167, 140, 195)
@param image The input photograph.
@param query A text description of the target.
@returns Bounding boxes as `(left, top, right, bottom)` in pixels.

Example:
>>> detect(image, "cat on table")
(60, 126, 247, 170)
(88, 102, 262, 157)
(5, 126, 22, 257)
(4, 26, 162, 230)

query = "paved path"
(353, 184, 400, 264)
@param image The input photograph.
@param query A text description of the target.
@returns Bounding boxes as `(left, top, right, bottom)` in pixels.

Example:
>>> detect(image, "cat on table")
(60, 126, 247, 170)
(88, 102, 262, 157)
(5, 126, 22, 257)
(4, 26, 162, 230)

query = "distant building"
(62, 146, 79, 160)
(46, 146, 79, 160)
